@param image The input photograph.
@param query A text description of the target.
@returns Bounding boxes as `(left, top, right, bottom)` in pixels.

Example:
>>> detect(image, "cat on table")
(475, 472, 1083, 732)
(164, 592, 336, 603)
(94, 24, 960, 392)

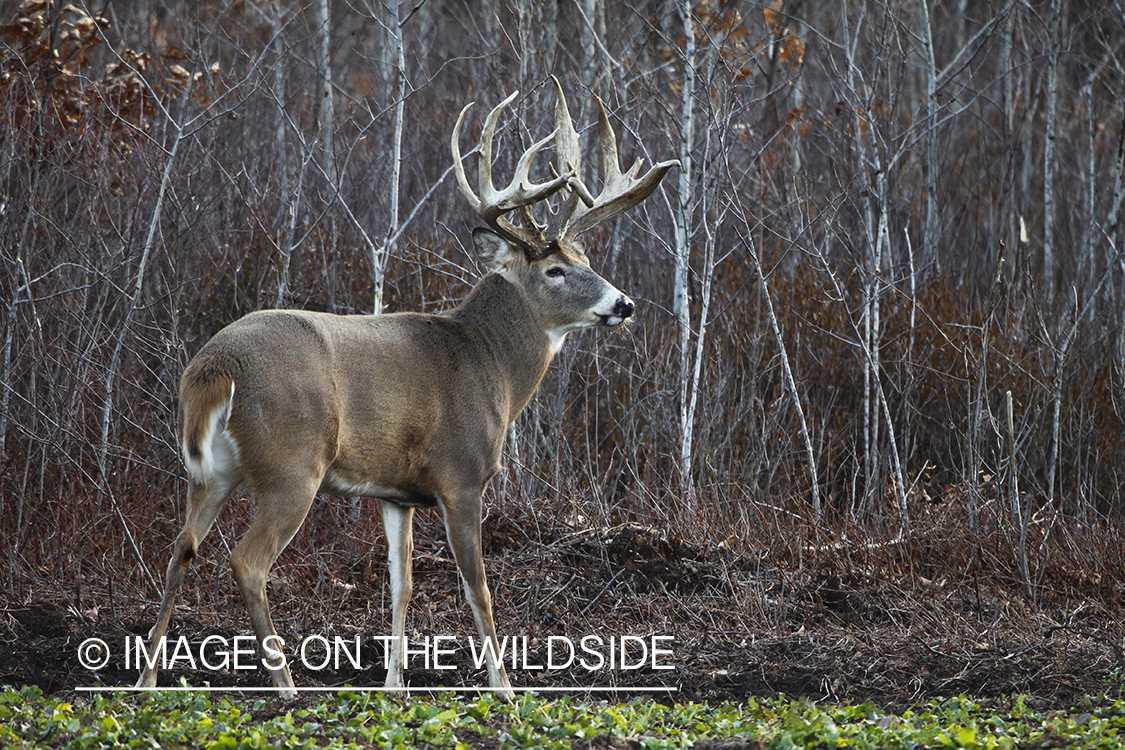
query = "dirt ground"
(2, 521, 1122, 712)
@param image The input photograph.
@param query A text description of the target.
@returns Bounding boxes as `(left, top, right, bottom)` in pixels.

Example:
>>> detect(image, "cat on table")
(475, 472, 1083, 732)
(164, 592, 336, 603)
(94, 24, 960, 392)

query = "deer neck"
(450, 274, 554, 422)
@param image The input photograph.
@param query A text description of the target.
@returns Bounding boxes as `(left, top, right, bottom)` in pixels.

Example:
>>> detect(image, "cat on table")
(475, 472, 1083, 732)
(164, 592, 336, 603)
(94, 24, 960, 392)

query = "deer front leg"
(440, 491, 515, 703)
(379, 500, 414, 694)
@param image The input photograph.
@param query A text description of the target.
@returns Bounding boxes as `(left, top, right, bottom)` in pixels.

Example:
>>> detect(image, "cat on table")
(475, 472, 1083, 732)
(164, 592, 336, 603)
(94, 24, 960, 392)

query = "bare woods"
(2, 1, 1123, 603)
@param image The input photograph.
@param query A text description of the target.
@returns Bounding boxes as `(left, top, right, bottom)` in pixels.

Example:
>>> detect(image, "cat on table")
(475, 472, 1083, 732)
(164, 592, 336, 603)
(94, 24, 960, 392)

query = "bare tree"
(671, 0, 697, 501)
(315, 0, 338, 311)
(1042, 0, 1061, 302)
(3, 0, 1125, 612)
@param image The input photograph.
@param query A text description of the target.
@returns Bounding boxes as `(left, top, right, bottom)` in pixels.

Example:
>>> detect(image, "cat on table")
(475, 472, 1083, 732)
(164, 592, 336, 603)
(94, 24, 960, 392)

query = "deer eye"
(545, 267, 565, 278)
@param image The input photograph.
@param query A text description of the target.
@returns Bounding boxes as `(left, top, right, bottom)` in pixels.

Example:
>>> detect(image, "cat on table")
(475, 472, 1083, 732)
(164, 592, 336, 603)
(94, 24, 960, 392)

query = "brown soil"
(2, 520, 1122, 712)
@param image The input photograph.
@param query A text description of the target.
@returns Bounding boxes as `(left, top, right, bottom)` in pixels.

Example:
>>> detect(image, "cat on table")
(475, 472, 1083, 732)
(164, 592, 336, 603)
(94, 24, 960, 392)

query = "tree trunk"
(1042, 0, 1060, 302)
(376, 1, 405, 315)
(315, 0, 337, 311)
(674, 0, 697, 502)
(918, 0, 939, 272)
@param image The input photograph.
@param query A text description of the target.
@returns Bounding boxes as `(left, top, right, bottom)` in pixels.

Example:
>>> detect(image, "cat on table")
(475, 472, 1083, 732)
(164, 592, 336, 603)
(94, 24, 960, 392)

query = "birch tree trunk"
(918, 0, 939, 273)
(315, 0, 337, 311)
(1082, 84, 1096, 307)
(581, 0, 598, 94)
(839, 0, 882, 514)
(0, 213, 37, 475)
(375, 0, 405, 315)
(1007, 390, 1033, 600)
(1109, 111, 1125, 379)
(1042, 0, 1060, 303)
(873, 167, 909, 522)
(375, 0, 396, 101)
(673, 0, 697, 501)
(271, 0, 293, 307)
(0, 298, 10, 473)
(1002, 2, 1017, 286)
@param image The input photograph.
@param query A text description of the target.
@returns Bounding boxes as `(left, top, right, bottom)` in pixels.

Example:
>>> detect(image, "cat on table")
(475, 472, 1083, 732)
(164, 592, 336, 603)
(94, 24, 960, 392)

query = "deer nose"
(613, 297, 635, 320)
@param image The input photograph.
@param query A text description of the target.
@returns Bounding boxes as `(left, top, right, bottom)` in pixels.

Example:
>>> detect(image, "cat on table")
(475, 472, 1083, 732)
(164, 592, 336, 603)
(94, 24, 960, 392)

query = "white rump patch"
(183, 381, 241, 483)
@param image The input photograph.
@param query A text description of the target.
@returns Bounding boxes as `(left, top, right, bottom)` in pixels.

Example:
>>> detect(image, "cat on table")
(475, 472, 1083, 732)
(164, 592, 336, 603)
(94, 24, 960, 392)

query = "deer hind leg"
(440, 492, 515, 703)
(136, 474, 237, 689)
(379, 500, 414, 693)
(229, 476, 318, 700)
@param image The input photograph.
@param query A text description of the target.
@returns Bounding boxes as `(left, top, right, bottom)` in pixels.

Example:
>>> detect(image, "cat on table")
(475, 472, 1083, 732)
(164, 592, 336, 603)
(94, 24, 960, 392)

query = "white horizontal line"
(77, 685, 678, 693)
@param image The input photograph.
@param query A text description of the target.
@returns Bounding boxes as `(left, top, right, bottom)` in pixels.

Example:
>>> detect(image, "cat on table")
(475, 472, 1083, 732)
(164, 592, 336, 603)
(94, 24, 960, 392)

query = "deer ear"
(473, 228, 518, 271)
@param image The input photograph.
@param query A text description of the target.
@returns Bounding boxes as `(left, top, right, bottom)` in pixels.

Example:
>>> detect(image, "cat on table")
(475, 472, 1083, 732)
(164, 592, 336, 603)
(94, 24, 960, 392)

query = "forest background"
(2, 0, 1124, 625)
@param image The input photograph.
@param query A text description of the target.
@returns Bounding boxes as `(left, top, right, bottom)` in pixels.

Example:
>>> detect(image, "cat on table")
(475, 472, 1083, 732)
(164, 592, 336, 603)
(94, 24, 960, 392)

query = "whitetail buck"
(135, 77, 677, 700)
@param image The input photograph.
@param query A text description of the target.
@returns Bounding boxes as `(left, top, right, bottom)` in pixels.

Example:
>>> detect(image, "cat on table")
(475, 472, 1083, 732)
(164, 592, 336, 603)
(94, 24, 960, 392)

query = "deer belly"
(319, 468, 439, 507)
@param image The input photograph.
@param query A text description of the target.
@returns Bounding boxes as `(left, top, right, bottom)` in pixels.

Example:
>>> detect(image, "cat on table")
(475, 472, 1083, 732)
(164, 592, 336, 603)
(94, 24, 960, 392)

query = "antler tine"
(452, 90, 571, 249)
(562, 96, 680, 240)
(544, 76, 587, 243)
(550, 76, 582, 190)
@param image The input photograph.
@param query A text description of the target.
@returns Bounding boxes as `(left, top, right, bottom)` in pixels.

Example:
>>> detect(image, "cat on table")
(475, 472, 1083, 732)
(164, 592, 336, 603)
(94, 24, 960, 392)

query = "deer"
(134, 77, 677, 701)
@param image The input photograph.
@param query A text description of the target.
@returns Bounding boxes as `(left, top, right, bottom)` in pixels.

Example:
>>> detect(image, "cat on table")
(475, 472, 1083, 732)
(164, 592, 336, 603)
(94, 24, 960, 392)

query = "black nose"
(613, 297, 635, 319)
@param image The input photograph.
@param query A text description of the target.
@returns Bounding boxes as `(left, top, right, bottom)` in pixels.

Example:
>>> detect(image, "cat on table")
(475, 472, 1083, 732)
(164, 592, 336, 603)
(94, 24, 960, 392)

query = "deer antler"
(452, 78, 678, 259)
(452, 90, 571, 253)
(558, 92, 680, 240)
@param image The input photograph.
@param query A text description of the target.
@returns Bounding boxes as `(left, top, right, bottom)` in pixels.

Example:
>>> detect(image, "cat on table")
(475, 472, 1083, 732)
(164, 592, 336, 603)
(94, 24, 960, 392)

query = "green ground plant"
(2, 685, 1123, 750)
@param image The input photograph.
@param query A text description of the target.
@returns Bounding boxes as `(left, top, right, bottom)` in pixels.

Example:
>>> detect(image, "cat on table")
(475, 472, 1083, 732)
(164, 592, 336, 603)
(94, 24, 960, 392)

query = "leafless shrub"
(1, 0, 1123, 617)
